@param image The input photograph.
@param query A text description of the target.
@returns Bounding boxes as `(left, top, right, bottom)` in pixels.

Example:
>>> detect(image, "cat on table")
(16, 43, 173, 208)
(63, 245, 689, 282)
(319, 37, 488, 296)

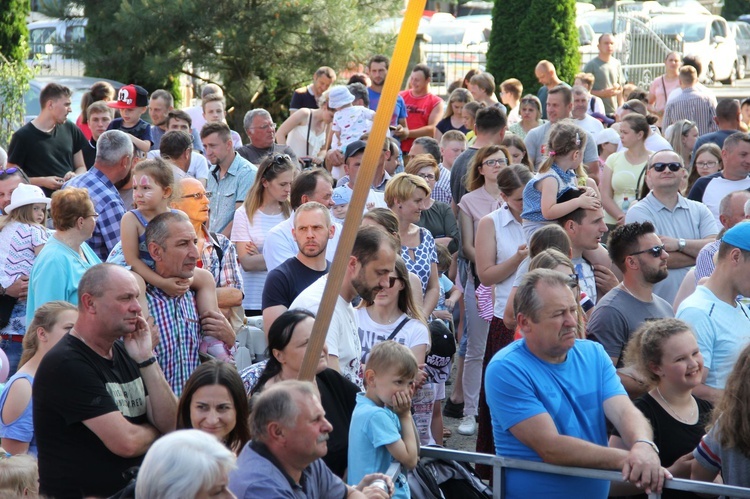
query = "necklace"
(656, 386, 696, 424)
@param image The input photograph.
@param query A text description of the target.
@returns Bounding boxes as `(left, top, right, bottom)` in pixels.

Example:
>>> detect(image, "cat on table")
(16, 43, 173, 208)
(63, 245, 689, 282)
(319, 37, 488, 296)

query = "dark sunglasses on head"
(567, 273, 579, 289)
(263, 154, 292, 177)
(630, 244, 665, 258)
(0, 167, 19, 180)
(650, 162, 682, 172)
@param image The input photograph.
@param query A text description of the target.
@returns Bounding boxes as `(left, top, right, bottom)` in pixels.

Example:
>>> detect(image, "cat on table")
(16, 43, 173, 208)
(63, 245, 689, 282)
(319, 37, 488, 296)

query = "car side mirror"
(713, 35, 726, 44)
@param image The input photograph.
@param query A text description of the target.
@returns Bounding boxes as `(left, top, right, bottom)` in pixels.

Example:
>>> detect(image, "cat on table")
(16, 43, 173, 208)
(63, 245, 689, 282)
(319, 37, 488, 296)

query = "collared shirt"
(207, 153, 257, 234)
(200, 228, 243, 290)
(432, 165, 452, 204)
(626, 192, 718, 305)
(229, 440, 348, 499)
(663, 87, 718, 136)
(146, 285, 201, 395)
(63, 167, 126, 261)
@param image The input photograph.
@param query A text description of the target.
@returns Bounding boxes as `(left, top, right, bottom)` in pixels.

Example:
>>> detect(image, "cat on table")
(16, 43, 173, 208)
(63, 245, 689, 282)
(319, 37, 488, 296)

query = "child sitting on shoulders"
(329, 86, 375, 152)
(348, 341, 420, 499)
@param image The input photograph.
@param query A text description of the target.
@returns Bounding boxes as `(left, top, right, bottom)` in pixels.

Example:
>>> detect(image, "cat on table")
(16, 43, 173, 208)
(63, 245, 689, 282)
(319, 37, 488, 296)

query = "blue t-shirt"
(107, 118, 153, 144)
(0, 372, 36, 456)
(485, 339, 625, 498)
(348, 393, 410, 499)
(368, 88, 408, 127)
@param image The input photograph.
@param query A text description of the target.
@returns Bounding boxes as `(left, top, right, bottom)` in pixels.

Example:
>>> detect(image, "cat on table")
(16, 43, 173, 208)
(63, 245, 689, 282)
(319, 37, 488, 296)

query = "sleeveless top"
(0, 372, 36, 456)
(107, 209, 180, 268)
(521, 164, 579, 222)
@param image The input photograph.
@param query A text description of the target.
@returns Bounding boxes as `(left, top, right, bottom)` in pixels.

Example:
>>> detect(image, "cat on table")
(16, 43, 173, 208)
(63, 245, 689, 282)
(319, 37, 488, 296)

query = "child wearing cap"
(107, 84, 153, 153)
(595, 128, 620, 177)
(329, 86, 375, 152)
(0, 184, 52, 375)
(331, 185, 351, 224)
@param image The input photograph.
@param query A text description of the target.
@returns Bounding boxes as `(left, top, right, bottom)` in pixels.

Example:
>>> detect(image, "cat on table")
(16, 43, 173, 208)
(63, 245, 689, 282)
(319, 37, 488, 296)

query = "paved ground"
(437, 362, 478, 453)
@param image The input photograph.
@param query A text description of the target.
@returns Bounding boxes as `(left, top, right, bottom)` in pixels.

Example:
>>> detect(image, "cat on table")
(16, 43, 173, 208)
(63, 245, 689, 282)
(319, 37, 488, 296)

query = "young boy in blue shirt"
(107, 84, 153, 154)
(348, 341, 420, 499)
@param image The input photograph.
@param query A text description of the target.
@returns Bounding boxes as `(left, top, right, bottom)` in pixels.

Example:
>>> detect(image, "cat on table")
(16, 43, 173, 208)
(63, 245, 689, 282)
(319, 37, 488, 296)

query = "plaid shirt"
(432, 164, 453, 205)
(201, 228, 243, 291)
(63, 167, 126, 261)
(147, 285, 201, 396)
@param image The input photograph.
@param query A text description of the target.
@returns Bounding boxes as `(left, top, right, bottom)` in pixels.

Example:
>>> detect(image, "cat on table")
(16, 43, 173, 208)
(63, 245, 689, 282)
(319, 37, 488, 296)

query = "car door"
(711, 19, 734, 79)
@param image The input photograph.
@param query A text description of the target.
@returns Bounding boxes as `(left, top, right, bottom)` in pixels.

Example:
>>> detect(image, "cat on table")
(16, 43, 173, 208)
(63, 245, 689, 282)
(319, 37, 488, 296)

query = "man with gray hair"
(145, 211, 235, 394)
(486, 268, 668, 498)
(571, 85, 604, 136)
(229, 380, 391, 498)
(237, 108, 297, 165)
(64, 129, 133, 260)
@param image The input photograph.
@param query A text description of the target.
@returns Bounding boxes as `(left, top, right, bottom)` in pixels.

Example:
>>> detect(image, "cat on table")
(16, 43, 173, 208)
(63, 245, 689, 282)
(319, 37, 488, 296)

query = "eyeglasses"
(695, 160, 719, 169)
(249, 123, 276, 131)
(482, 158, 508, 168)
(83, 212, 99, 220)
(629, 244, 665, 258)
(386, 276, 402, 288)
(181, 191, 212, 200)
(417, 173, 436, 181)
(0, 167, 19, 180)
(650, 162, 682, 172)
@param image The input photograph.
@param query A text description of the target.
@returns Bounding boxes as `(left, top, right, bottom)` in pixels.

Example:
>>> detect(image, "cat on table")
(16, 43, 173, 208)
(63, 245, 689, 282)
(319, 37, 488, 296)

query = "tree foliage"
(0, 47, 38, 149)
(487, 0, 580, 96)
(57, 0, 399, 132)
(0, 0, 30, 63)
(723, 0, 750, 21)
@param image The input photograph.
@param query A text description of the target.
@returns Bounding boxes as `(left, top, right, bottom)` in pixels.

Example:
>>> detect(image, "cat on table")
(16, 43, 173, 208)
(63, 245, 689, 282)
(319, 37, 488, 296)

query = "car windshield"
(423, 25, 467, 44)
(585, 16, 627, 34)
(649, 19, 707, 42)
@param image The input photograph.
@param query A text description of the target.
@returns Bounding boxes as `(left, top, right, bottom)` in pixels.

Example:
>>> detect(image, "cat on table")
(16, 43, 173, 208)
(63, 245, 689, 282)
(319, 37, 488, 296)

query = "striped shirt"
(662, 87, 718, 136)
(432, 165, 452, 205)
(147, 285, 201, 395)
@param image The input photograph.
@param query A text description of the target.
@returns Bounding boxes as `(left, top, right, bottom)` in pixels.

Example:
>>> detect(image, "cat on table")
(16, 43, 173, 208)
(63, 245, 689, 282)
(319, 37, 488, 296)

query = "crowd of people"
(0, 32, 748, 497)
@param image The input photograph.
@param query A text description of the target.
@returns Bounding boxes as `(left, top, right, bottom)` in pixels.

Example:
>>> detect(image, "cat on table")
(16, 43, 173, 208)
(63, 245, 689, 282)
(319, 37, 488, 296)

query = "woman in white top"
(356, 256, 433, 445)
(231, 154, 293, 315)
(601, 114, 652, 230)
(276, 90, 333, 168)
(474, 164, 532, 468)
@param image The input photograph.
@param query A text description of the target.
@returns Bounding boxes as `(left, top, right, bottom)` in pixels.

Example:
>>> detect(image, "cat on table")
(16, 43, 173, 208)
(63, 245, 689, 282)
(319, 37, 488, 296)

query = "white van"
(27, 17, 87, 77)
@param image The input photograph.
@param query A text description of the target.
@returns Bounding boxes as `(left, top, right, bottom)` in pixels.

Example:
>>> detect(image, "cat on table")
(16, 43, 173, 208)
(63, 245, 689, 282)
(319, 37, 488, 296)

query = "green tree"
(487, 0, 580, 96)
(0, 47, 38, 149)
(723, 0, 750, 21)
(0, 0, 30, 63)
(56, 0, 399, 132)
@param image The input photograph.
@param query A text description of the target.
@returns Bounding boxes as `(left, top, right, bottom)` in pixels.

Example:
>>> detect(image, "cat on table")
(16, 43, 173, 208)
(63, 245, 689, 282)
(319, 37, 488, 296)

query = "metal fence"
(415, 446, 750, 499)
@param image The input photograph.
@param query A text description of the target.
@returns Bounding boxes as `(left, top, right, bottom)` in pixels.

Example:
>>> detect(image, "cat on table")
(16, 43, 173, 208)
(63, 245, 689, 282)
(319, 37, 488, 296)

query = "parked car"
(23, 76, 125, 124)
(580, 10, 632, 51)
(648, 14, 738, 84)
(421, 17, 491, 85)
(730, 21, 750, 79)
(27, 17, 87, 77)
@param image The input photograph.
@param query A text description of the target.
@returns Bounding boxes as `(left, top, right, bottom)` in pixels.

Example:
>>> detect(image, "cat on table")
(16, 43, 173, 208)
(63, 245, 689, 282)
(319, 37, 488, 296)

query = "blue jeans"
(0, 338, 23, 378)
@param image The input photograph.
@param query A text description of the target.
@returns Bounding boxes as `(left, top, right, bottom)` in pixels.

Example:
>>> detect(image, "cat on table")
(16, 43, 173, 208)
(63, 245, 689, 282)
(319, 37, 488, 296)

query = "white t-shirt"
(290, 275, 363, 388)
(574, 114, 604, 137)
(356, 310, 430, 365)
(262, 215, 342, 271)
(230, 207, 287, 310)
(147, 150, 210, 181)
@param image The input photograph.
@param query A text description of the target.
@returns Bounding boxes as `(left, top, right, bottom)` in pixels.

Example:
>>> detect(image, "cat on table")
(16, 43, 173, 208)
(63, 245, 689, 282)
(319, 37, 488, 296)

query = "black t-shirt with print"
(34, 334, 149, 498)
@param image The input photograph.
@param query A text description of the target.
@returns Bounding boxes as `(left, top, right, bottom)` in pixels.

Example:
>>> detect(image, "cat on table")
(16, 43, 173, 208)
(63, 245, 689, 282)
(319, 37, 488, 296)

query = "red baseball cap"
(108, 84, 149, 109)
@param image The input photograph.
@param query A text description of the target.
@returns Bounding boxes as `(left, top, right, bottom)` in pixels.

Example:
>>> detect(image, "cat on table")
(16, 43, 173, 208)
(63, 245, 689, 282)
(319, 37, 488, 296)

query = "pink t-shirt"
(458, 186, 500, 234)
(649, 75, 680, 116)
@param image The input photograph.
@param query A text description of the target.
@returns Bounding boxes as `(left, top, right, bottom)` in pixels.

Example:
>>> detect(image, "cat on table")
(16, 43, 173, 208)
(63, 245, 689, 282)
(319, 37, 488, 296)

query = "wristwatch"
(677, 238, 687, 252)
(634, 439, 660, 455)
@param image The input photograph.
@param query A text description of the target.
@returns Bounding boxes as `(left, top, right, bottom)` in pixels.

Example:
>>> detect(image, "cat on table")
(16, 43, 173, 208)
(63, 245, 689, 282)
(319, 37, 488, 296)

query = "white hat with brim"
(5, 183, 51, 215)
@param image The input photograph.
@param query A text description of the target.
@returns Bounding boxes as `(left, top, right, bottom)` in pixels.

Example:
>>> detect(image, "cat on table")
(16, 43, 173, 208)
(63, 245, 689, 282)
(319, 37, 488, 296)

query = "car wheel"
(705, 63, 716, 85)
(722, 60, 739, 85)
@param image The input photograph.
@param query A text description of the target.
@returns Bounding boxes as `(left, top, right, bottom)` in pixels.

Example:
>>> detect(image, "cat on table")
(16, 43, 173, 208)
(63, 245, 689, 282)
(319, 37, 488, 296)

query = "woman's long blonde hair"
(244, 154, 294, 221)
(19, 301, 77, 368)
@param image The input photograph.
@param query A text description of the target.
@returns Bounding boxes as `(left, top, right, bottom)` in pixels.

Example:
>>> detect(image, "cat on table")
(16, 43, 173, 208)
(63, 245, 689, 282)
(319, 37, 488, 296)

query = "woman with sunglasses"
(601, 114, 652, 232)
(668, 120, 698, 165)
(454, 145, 507, 436)
(686, 143, 722, 193)
(508, 95, 545, 140)
(356, 256, 434, 445)
(231, 154, 294, 316)
(609, 318, 710, 498)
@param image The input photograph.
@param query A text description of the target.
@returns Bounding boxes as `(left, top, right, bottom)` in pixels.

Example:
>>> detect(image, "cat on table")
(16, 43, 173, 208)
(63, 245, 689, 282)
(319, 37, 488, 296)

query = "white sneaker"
(457, 415, 476, 436)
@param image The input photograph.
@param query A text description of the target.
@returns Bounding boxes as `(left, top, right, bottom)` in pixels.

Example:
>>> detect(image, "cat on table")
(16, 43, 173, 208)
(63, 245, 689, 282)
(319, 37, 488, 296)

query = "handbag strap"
(305, 112, 313, 157)
(387, 317, 411, 341)
(661, 76, 667, 101)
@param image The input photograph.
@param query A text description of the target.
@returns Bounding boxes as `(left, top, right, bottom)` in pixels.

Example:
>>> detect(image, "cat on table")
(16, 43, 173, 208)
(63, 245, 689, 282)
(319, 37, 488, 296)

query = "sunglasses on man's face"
(650, 162, 682, 172)
(630, 245, 666, 258)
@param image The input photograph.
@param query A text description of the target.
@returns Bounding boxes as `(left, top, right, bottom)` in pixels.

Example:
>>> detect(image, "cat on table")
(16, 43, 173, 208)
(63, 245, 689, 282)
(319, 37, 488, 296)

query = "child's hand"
(577, 195, 601, 210)
(162, 277, 190, 297)
(583, 186, 599, 198)
(432, 309, 452, 321)
(391, 390, 412, 416)
(414, 364, 428, 390)
(366, 202, 375, 211)
(444, 298, 455, 312)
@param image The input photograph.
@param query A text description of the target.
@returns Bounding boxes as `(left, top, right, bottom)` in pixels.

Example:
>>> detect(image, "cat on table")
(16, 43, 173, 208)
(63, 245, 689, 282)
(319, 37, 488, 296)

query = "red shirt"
(399, 90, 442, 153)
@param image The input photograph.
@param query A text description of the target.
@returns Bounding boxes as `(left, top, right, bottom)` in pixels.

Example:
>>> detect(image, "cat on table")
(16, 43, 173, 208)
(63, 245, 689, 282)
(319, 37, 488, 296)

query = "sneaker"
(457, 415, 476, 436)
(442, 398, 464, 419)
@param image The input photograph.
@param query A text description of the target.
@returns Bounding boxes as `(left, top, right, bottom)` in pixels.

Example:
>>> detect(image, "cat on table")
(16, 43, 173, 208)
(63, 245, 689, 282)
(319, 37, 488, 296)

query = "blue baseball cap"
(722, 221, 750, 251)
(332, 186, 352, 206)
